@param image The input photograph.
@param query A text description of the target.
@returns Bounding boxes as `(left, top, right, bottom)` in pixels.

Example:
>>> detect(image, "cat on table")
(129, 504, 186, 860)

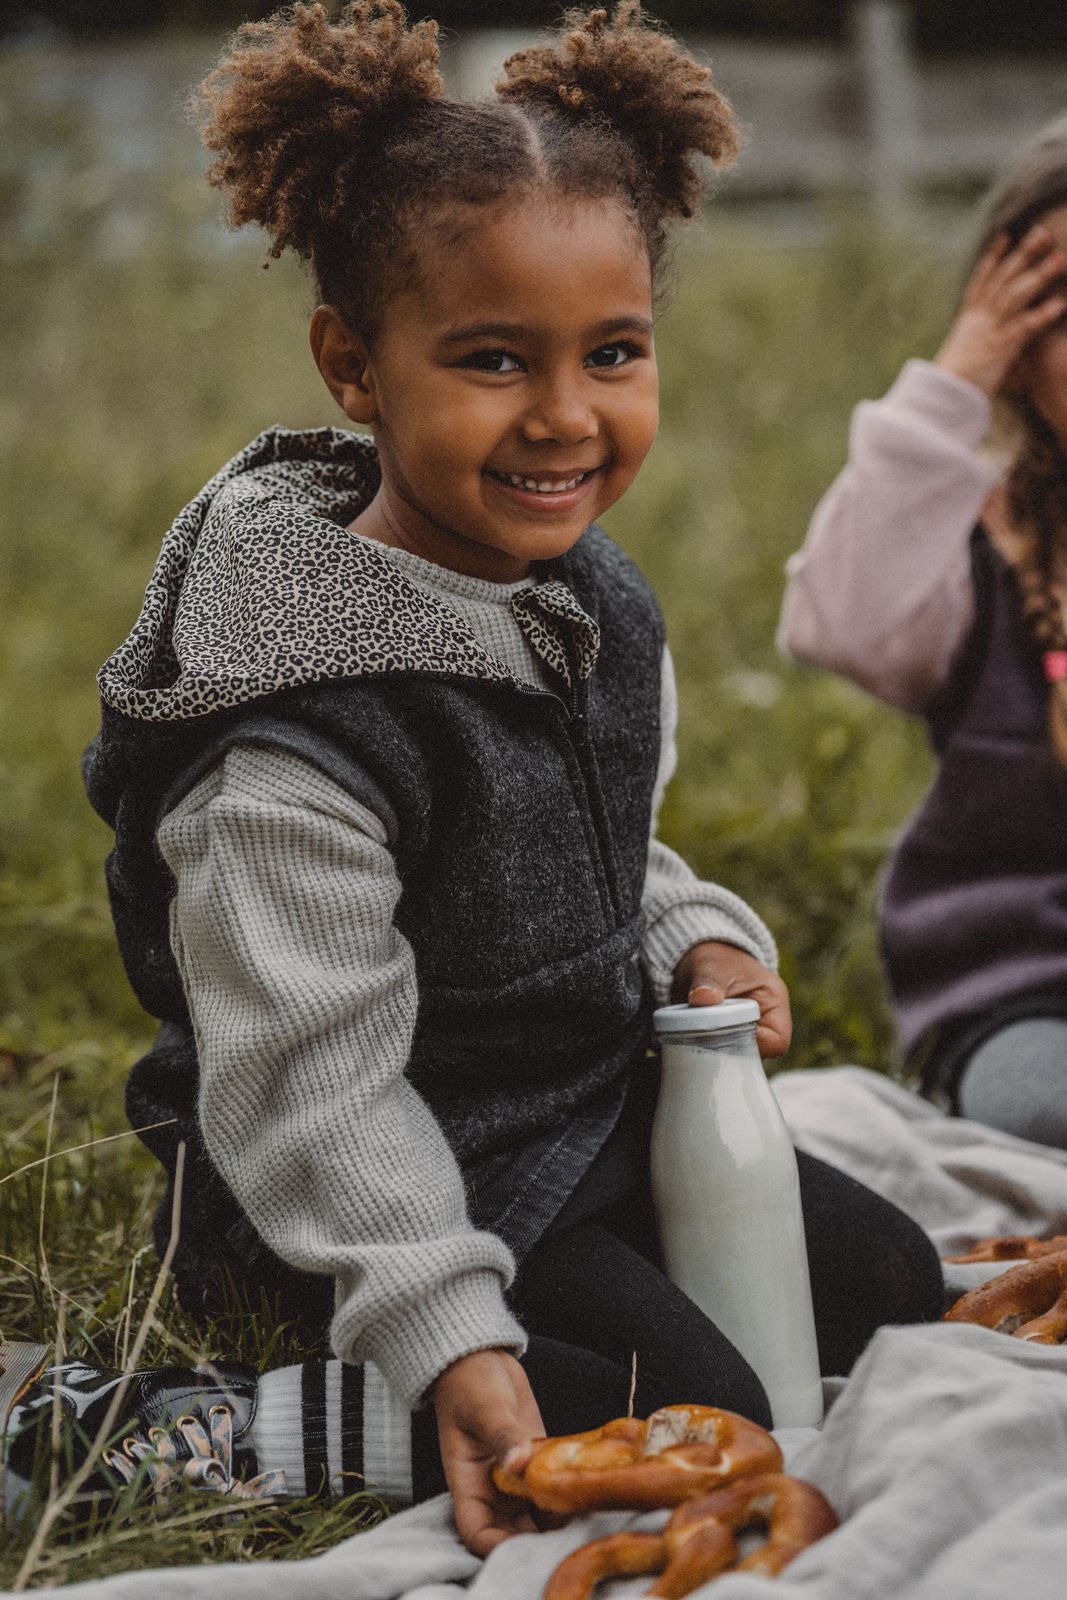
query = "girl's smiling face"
(313, 196, 659, 582)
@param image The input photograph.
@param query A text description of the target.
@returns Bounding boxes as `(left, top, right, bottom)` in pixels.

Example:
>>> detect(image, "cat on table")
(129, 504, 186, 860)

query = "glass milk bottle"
(651, 999, 823, 1428)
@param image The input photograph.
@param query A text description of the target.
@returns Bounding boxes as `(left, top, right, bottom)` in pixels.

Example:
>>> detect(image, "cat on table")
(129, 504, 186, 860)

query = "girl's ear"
(310, 306, 378, 424)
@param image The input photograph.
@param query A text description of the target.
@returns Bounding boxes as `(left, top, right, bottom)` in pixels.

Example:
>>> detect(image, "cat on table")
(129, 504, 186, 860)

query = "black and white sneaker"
(0, 1339, 286, 1523)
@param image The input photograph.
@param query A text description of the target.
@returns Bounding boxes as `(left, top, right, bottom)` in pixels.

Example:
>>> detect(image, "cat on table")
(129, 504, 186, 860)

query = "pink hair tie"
(1044, 651, 1067, 683)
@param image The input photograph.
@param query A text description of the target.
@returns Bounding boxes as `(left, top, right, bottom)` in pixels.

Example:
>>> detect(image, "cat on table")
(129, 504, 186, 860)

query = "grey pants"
(957, 1017, 1067, 1148)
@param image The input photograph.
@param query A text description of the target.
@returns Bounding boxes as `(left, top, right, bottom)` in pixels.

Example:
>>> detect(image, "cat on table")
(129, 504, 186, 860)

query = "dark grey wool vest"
(83, 427, 664, 1332)
(881, 527, 1067, 1062)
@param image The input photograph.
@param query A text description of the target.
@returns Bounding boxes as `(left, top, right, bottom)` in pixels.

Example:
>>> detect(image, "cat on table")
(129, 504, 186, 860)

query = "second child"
(780, 115, 1067, 1144)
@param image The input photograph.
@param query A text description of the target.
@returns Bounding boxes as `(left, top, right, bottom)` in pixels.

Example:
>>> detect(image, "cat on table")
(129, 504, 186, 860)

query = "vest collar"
(99, 426, 600, 723)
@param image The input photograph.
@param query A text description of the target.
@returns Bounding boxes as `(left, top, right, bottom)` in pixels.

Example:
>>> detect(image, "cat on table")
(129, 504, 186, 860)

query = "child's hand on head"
(671, 941, 792, 1059)
(432, 1348, 546, 1557)
(935, 223, 1067, 397)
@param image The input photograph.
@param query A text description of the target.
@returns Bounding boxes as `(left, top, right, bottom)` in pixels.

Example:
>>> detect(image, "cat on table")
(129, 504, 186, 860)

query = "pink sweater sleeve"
(777, 360, 999, 712)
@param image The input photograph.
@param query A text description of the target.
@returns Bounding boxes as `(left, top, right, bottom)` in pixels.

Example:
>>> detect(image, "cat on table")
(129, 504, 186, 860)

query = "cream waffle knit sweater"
(157, 540, 776, 1406)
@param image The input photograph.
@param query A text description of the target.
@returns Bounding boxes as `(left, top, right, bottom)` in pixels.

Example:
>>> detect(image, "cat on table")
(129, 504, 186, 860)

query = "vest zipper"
(566, 678, 588, 747)
(510, 677, 583, 738)
(508, 668, 614, 922)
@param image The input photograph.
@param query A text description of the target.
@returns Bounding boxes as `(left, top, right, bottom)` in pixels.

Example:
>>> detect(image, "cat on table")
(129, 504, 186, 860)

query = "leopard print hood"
(98, 426, 601, 723)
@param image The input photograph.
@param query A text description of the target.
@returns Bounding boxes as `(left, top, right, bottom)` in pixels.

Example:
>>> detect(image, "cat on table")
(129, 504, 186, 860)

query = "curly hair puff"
(497, 3, 738, 224)
(194, 1, 739, 339)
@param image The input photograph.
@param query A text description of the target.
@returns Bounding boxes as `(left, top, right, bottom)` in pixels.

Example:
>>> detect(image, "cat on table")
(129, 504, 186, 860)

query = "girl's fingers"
(997, 246, 1067, 316)
(1023, 292, 1067, 326)
(1020, 292, 1067, 335)
(434, 1349, 548, 1556)
(501, 1440, 536, 1475)
(753, 988, 793, 1059)
(723, 974, 792, 1058)
(940, 227, 1065, 390)
(966, 230, 1011, 298)
(993, 223, 1054, 279)
(458, 1482, 537, 1556)
(973, 224, 1053, 305)
(989, 227, 1065, 308)
(688, 978, 726, 1006)
(967, 229, 1026, 304)
(446, 1437, 539, 1555)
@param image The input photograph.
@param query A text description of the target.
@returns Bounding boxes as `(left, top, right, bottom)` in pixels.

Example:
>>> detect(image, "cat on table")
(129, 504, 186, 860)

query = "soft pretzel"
(944, 1249, 1067, 1341)
(492, 1405, 783, 1514)
(543, 1472, 838, 1600)
(944, 1234, 1067, 1264)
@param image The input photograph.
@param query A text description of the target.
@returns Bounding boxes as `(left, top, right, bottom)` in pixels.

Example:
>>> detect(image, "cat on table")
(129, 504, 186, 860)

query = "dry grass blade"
(0, 1120, 179, 1190)
(49, 1301, 67, 1507)
(11, 1142, 187, 1593)
(35, 1073, 60, 1316)
(5, 1105, 55, 1148)
(115, 1246, 152, 1371)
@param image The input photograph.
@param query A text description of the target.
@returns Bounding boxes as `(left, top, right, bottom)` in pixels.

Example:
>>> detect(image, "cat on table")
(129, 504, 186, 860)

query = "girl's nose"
(521, 377, 597, 445)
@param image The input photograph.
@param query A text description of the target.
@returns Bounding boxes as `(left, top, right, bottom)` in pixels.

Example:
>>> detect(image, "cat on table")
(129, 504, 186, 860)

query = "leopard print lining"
(98, 426, 600, 723)
(512, 581, 600, 686)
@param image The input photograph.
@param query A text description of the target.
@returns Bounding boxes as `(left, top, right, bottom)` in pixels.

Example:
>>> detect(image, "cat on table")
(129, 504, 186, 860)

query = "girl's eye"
(459, 349, 523, 374)
(586, 341, 644, 369)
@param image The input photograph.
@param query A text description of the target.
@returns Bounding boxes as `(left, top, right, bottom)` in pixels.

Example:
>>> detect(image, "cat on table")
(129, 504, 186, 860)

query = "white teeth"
(498, 471, 587, 493)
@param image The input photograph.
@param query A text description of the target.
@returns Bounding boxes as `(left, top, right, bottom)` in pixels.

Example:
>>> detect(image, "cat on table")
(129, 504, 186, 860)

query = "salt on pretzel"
(543, 1472, 839, 1600)
(944, 1249, 1067, 1341)
(492, 1405, 783, 1514)
(944, 1234, 1067, 1264)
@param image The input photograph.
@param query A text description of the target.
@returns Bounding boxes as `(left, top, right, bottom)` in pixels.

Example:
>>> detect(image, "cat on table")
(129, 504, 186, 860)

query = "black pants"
(174, 1059, 942, 1499)
(409, 1136, 944, 1498)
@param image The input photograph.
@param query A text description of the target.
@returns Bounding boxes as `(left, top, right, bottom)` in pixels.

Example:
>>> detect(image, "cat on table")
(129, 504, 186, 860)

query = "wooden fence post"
(853, 0, 919, 224)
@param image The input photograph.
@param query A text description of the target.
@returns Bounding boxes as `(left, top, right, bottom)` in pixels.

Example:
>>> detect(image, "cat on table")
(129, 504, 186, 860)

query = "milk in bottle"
(650, 999, 823, 1428)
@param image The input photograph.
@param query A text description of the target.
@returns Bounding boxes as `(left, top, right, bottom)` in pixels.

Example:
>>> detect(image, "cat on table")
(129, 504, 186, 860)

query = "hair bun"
(497, 3, 738, 220)
(195, 1, 445, 261)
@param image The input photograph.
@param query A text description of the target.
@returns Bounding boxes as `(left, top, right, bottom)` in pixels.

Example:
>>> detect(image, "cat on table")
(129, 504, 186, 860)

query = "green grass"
(0, 78, 967, 1580)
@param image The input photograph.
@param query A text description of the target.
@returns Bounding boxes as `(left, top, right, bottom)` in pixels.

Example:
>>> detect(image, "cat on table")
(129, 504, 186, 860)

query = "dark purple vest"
(880, 528, 1067, 1058)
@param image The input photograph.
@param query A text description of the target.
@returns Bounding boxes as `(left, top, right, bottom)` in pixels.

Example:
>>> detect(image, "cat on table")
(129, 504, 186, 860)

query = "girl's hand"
(671, 941, 792, 1059)
(935, 224, 1067, 396)
(432, 1348, 545, 1557)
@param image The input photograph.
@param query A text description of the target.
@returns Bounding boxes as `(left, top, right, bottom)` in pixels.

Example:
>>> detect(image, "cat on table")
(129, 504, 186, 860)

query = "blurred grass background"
(0, 42, 962, 1582)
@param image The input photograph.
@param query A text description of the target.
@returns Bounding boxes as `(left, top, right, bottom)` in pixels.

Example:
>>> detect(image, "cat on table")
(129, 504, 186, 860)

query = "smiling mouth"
(488, 468, 598, 495)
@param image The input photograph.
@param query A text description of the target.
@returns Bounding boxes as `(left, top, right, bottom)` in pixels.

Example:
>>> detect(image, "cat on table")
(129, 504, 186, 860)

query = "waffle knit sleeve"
(777, 360, 998, 712)
(640, 646, 778, 1006)
(157, 745, 526, 1409)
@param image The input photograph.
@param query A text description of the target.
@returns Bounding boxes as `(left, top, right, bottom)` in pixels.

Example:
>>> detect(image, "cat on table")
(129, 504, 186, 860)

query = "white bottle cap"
(652, 998, 761, 1033)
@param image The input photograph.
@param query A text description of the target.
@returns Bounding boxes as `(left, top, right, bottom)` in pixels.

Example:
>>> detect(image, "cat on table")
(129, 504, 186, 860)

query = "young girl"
(67, 0, 939, 1553)
(779, 114, 1067, 1144)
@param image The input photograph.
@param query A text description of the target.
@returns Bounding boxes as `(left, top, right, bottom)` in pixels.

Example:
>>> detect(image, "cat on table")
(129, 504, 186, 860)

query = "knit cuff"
(886, 360, 994, 450)
(331, 1268, 527, 1411)
(642, 892, 778, 1008)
